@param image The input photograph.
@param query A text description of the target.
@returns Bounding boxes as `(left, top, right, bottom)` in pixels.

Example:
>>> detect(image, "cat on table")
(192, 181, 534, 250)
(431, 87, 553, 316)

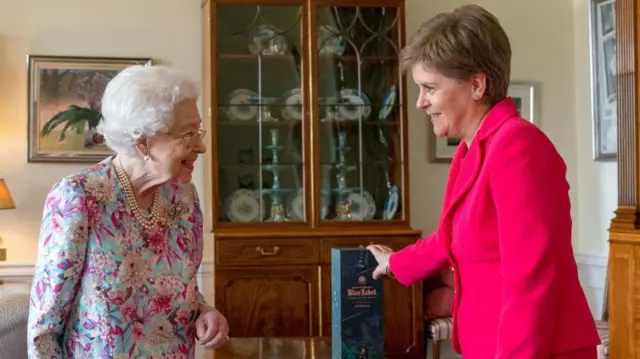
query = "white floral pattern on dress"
(28, 156, 206, 359)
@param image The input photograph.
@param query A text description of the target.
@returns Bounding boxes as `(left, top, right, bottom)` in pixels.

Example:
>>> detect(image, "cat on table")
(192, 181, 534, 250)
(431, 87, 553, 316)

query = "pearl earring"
(473, 93, 479, 100)
(144, 155, 149, 161)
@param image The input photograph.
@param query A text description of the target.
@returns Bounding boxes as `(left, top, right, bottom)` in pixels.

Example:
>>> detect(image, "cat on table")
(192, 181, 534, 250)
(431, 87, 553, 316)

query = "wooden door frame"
(610, 0, 639, 227)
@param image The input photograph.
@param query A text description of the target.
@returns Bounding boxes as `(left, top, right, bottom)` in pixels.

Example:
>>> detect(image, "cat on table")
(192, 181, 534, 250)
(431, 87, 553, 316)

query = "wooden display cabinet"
(202, 0, 423, 358)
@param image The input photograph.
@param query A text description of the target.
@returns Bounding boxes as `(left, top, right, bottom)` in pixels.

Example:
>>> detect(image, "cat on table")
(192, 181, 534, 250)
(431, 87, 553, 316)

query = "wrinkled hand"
(367, 244, 394, 280)
(196, 306, 230, 350)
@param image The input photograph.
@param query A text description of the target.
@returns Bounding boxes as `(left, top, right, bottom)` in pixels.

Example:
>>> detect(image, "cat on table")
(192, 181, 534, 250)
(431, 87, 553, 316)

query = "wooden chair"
(423, 270, 454, 359)
(424, 316, 452, 359)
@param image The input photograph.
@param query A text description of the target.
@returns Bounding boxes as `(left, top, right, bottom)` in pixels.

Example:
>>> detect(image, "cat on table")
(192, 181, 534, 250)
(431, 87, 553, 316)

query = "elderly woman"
(27, 65, 229, 358)
(368, 5, 601, 359)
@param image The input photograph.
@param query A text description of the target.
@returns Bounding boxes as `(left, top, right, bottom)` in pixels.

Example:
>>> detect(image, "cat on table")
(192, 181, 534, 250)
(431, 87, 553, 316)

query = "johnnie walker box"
(331, 248, 385, 359)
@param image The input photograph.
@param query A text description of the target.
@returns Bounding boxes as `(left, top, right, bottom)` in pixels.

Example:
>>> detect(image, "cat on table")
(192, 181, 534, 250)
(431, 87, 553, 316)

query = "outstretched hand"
(367, 244, 394, 280)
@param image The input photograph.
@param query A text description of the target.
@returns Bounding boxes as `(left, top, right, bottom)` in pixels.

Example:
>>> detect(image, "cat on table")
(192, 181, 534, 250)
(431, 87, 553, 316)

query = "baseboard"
(0, 260, 215, 287)
(574, 252, 608, 320)
(0, 263, 34, 284)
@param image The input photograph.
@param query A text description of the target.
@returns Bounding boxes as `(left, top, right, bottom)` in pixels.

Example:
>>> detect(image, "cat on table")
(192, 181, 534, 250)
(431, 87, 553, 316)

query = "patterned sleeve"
(190, 183, 210, 310)
(28, 178, 89, 359)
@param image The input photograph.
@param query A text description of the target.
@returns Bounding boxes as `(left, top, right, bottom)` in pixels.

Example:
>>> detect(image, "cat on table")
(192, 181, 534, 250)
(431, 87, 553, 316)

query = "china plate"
(343, 188, 376, 220)
(225, 89, 259, 121)
(281, 88, 303, 121)
(225, 189, 265, 222)
(286, 188, 330, 221)
(337, 89, 372, 121)
(378, 85, 397, 121)
(383, 185, 399, 220)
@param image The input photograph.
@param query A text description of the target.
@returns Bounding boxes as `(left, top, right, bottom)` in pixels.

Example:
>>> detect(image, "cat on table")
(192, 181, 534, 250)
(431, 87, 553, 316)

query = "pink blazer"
(389, 98, 601, 359)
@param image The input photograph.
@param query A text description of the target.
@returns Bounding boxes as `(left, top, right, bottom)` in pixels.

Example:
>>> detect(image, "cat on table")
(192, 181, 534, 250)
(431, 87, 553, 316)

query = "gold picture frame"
(27, 55, 153, 163)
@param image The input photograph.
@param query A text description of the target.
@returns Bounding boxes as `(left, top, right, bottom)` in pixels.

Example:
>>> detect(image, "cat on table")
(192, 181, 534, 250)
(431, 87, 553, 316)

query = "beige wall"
(0, 0, 615, 268)
(0, 0, 207, 263)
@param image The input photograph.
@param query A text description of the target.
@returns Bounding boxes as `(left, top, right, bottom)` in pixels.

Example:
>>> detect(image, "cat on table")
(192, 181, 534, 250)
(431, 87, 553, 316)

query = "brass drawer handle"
(256, 246, 280, 256)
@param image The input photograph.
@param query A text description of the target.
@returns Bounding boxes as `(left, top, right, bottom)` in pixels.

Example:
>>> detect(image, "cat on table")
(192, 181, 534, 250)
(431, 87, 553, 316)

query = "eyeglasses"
(177, 129, 206, 144)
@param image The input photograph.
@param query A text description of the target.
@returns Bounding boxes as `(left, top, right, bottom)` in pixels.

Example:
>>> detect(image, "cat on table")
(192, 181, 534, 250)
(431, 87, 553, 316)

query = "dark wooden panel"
(215, 266, 320, 337)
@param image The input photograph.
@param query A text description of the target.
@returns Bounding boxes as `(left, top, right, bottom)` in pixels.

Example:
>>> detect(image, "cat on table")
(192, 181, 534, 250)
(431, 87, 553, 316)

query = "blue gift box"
(331, 248, 385, 359)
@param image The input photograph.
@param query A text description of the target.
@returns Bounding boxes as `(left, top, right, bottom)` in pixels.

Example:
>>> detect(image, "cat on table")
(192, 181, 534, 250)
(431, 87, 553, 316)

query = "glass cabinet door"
(315, 5, 405, 222)
(215, 4, 307, 224)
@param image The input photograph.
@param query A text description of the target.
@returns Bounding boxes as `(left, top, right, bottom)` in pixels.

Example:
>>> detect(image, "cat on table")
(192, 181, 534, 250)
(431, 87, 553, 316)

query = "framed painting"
(589, 0, 617, 161)
(27, 55, 153, 163)
(428, 81, 539, 163)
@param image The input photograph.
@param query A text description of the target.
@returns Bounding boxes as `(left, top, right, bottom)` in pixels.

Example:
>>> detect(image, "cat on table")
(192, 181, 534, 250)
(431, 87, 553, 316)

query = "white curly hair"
(97, 65, 200, 156)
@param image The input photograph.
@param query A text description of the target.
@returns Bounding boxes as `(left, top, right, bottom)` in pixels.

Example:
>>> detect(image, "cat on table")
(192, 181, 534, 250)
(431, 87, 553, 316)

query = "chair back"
(0, 284, 31, 359)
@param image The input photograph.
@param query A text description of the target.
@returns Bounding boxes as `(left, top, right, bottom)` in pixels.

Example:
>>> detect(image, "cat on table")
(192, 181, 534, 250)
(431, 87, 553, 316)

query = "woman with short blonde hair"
(369, 5, 600, 359)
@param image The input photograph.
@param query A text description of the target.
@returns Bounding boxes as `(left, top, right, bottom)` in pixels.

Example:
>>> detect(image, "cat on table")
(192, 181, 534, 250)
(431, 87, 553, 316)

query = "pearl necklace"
(114, 157, 162, 229)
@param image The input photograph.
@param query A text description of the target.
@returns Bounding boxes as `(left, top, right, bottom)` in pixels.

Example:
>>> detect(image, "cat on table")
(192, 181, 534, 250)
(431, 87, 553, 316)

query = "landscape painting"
(27, 55, 152, 163)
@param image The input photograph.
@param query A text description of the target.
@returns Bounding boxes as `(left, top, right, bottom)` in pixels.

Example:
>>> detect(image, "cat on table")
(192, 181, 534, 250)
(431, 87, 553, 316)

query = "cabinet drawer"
(320, 237, 417, 264)
(216, 239, 319, 266)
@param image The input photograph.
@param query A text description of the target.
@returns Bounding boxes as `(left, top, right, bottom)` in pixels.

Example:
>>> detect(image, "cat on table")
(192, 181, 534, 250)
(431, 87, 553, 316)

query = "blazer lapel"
(441, 144, 467, 209)
(448, 143, 483, 211)
(438, 141, 484, 247)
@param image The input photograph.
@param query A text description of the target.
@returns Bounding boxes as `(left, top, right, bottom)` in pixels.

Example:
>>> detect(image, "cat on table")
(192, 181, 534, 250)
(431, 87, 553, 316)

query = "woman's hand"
(196, 306, 230, 350)
(367, 244, 394, 280)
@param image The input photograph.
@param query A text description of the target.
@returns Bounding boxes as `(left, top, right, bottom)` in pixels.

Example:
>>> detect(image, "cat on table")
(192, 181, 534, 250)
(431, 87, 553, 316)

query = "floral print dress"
(28, 156, 208, 359)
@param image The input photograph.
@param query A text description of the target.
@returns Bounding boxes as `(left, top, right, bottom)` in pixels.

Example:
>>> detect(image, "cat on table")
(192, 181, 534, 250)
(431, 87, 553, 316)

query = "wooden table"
(211, 337, 332, 359)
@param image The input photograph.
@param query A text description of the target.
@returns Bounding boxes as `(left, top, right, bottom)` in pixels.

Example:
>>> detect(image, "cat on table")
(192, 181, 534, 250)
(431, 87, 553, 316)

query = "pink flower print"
(185, 325, 196, 341)
(132, 321, 145, 340)
(104, 333, 116, 348)
(120, 304, 136, 321)
(50, 212, 63, 233)
(193, 250, 203, 266)
(175, 308, 191, 326)
(86, 197, 100, 227)
(186, 279, 198, 306)
(145, 229, 169, 255)
(183, 259, 197, 279)
(152, 295, 174, 315)
(155, 274, 182, 296)
(162, 353, 188, 359)
(107, 288, 127, 305)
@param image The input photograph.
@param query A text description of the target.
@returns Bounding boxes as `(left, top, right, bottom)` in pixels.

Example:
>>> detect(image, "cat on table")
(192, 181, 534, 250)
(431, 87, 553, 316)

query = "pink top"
(389, 98, 601, 359)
